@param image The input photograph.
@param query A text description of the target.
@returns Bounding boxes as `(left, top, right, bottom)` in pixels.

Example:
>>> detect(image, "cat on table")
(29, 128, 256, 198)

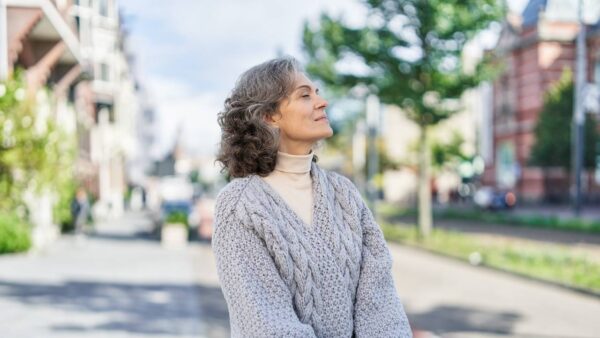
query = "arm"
(212, 203, 317, 338)
(353, 198, 412, 337)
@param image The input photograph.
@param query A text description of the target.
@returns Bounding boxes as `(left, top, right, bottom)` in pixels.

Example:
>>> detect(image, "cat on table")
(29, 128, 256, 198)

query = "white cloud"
(146, 76, 222, 158)
(119, 0, 366, 157)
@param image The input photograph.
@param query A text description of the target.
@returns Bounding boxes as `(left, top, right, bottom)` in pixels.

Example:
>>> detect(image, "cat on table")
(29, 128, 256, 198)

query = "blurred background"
(1, 0, 600, 337)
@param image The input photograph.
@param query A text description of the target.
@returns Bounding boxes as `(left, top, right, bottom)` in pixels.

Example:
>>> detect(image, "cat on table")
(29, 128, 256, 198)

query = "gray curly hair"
(216, 56, 317, 178)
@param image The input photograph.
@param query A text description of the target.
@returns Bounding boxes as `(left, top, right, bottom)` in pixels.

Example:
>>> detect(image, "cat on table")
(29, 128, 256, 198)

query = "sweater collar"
(274, 151, 313, 174)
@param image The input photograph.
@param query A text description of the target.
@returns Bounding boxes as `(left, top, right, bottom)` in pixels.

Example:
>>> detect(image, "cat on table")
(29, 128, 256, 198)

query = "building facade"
(72, 0, 142, 218)
(484, 0, 600, 202)
(1, 0, 145, 247)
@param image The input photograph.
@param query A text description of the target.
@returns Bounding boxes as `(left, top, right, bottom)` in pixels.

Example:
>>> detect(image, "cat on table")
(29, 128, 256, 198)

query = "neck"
(275, 151, 313, 173)
(278, 141, 314, 155)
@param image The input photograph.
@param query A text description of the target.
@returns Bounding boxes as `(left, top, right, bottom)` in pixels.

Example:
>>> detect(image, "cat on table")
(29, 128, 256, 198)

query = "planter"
(161, 223, 188, 249)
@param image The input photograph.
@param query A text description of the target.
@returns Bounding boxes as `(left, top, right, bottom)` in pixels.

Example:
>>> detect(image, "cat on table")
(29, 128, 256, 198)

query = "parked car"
(473, 186, 517, 210)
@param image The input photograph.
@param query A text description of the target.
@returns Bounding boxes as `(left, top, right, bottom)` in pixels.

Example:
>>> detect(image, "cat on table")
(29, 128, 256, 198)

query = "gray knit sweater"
(212, 162, 412, 337)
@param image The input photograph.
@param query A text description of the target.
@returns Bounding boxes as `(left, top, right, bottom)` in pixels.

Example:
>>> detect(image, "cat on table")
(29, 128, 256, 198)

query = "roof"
(522, 0, 600, 28)
(522, 0, 547, 27)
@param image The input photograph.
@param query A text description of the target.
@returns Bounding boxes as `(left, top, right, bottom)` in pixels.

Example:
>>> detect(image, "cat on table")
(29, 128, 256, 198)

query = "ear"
(263, 112, 281, 128)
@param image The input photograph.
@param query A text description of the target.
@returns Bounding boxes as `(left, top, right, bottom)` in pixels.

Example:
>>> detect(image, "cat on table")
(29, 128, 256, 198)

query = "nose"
(316, 95, 328, 109)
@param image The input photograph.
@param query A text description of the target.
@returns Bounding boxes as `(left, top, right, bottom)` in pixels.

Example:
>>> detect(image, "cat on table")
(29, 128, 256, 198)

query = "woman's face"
(268, 72, 332, 154)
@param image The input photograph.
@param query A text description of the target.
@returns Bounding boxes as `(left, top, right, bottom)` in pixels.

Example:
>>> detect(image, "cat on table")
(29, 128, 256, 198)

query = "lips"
(314, 116, 328, 121)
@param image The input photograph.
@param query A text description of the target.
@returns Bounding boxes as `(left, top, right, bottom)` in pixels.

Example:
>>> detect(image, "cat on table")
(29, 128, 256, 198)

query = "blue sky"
(119, 0, 528, 159)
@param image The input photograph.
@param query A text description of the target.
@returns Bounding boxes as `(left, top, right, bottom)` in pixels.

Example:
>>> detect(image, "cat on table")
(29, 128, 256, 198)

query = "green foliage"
(56, 180, 78, 233)
(165, 211, 188, 226)
(0, 211, 31, 254)
(430, 131, 471, 170)
(303, 0, 503, 126)
(188, 169, 200, 184)
(530, 70, 598, 170)
(0, 71, 77, 217)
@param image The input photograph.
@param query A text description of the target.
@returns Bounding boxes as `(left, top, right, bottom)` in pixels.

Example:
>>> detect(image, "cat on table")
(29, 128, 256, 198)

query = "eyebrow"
(294, 85, 319, 94)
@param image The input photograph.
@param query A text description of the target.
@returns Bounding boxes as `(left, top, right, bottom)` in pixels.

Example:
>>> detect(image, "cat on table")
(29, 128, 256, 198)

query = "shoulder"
(212, 176, 259, 243)
(214, 176, 254, 220)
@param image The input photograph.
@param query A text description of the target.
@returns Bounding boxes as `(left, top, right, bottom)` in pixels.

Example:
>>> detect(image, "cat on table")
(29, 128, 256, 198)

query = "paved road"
(0, 211, 229, 338)
(511, 205, 600, 222)
(2, 211, 599, 338)
(394, 213, 600, 249)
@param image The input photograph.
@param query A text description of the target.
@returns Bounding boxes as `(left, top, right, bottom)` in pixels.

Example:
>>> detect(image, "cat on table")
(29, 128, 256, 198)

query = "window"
(99, 63, 110, 82)
(99, 0, 108, 17)
(496, 74, 514, 117)
(595, 59, 600, 85)
(74, 16, 80, 32)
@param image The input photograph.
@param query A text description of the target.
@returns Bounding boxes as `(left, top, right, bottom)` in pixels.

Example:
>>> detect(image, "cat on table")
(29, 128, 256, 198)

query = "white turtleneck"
(261, 151, 314, 226)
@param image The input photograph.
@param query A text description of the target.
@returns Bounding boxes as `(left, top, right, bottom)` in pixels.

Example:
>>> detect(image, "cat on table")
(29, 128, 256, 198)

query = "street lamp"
(572, 0, 586, 216)
(0, 0, 8, 80)
(366, 94, 380, 212)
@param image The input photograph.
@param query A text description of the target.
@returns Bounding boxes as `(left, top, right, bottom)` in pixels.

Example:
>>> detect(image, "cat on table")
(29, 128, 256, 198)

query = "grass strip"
(379, 221, 600, 295)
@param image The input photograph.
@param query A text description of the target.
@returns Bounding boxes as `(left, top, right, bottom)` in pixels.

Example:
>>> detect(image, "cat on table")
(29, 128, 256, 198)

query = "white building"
(71, 0, 143, 218)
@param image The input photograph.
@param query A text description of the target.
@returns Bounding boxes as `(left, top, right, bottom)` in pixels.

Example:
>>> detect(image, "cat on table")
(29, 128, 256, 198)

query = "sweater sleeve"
(212, 197, 317, 338)
(352, 196, 412, 337)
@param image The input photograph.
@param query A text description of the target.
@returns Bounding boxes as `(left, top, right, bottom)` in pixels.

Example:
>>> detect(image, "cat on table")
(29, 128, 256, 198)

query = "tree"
(303, 0, 502, 236)
(0, 71, 76, 218)
(530, 70, 598, 170)
(431, 131, 472, 171)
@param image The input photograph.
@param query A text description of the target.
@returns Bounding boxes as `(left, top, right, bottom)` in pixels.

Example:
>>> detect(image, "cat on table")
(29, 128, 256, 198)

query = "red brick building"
(484, 0, 600, 203)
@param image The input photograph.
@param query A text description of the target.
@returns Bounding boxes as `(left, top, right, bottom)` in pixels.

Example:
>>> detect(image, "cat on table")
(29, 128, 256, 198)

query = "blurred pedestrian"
(71, 187, 89, 238)
(212, 57, 412, 337)
(198, 198, 215, 241)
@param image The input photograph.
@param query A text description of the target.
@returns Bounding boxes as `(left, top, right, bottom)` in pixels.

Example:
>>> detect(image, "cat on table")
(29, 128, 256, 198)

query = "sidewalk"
(391, 243, 600, 337)
(4, 210, 599, 337)
(0, 211, 229, 338)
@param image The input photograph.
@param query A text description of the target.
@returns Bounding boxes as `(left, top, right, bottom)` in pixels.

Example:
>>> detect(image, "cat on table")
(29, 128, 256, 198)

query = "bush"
(55, 180, 77, 233)
(0, 212, 31, 254)
(164, 211, 188, 226)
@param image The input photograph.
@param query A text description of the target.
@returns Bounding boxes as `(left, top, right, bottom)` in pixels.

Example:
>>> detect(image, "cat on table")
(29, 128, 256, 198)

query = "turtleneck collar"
(274, 151, 313, 174)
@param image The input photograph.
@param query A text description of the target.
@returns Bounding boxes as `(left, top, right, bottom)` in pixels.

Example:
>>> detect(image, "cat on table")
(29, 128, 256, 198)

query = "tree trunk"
(418, 126, 432, 237)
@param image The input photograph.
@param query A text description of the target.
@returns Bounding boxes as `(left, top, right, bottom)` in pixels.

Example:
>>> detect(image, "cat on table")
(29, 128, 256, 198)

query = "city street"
(1, 212, 599, 337)
(0, 212, 229, 338)
(2, 0, 600, 337)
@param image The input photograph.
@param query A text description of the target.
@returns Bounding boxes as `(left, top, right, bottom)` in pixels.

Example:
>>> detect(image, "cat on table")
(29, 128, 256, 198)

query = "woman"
(212, 57, 412, 337)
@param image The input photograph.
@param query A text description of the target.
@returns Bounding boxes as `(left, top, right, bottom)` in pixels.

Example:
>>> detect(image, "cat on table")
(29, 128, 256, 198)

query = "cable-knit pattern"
(324, 171, 364, 303)
(212, 163, 412, 338)
(244, 183, 324, 331)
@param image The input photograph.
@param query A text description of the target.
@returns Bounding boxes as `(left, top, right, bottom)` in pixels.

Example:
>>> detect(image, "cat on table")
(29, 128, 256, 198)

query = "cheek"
(286, 104, 312, 125)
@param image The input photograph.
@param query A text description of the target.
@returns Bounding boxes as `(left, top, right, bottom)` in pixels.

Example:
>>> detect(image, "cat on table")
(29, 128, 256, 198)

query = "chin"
(304, 126, 333, 143)
(318, 128, 334, 140)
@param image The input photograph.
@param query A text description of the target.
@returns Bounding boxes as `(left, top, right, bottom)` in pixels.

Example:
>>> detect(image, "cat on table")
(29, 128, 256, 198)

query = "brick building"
(484, 0, 600, 202)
